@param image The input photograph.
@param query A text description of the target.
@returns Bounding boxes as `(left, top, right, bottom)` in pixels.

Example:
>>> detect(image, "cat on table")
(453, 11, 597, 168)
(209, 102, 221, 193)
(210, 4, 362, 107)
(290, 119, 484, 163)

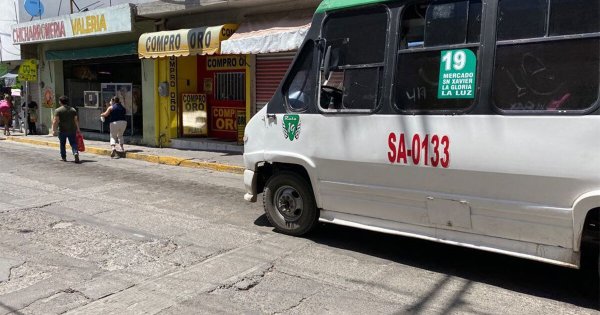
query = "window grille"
(215, 72, 245, 101)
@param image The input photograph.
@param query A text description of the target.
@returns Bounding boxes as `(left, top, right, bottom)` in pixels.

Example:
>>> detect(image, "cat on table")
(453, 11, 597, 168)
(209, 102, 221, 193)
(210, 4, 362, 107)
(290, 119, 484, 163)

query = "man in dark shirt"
(52, 96, 80, 163)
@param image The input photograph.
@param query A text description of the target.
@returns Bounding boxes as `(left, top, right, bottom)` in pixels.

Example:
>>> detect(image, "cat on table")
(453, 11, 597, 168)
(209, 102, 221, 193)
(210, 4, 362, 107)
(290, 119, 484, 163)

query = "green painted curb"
(4, 136, 244, 174)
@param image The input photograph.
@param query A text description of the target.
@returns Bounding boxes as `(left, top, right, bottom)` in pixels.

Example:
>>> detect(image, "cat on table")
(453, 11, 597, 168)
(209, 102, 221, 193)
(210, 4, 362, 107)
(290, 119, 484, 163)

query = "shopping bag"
(76, 132, 86, 152)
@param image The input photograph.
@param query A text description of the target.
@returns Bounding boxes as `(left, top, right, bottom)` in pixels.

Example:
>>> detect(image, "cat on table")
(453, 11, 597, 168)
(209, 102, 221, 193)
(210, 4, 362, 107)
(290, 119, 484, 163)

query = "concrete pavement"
(2, 133, 245, 174)
(0, 141, 597, 314)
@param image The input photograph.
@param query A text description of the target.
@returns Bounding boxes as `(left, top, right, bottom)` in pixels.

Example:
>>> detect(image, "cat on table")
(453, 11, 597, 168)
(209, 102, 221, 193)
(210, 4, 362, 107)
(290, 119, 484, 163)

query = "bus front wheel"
(263, 171, 318, 236)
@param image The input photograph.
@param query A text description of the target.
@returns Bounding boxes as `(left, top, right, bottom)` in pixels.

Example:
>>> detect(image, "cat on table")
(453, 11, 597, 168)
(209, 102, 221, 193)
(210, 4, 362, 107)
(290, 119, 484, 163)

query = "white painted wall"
(0, 0, 21, 62)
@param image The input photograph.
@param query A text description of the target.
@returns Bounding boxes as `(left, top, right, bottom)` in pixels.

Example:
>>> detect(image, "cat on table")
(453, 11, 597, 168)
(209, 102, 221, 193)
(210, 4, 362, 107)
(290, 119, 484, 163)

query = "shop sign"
(182, 94, 208, 136)
(138, 24, 238, 59)
(18, 59, 38, 81)
(168, 56, 177, 112)
(12, 4, 132, 44)
(211, 107, 238, 132)
(207, 55, 247, 71)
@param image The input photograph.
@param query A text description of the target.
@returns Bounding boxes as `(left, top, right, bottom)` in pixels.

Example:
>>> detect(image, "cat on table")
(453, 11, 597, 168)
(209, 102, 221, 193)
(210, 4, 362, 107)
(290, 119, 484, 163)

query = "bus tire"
(263, 171, 318, 236)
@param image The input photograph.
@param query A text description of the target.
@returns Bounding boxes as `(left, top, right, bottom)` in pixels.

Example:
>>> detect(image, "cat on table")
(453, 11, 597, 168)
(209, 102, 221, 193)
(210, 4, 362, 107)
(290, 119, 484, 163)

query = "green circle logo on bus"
(283, 114, 301, 141)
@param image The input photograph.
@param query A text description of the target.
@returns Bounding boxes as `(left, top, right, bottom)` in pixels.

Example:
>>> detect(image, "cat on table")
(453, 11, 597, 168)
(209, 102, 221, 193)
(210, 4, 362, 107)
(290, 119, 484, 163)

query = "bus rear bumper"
(244, 170, 258, 202)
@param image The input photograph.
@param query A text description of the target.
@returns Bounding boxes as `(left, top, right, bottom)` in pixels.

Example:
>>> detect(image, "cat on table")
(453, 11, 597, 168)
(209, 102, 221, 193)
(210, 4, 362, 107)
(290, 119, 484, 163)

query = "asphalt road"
(0, 140, 598, 314)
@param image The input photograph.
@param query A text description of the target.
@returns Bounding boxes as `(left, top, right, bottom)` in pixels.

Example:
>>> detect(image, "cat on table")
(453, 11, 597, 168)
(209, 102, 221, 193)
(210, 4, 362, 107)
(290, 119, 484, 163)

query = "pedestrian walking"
(0, 94, 13, 136)
(101, 96, 127, 158)
(23, 95, 38, 135)
(52, 96, 80, 163)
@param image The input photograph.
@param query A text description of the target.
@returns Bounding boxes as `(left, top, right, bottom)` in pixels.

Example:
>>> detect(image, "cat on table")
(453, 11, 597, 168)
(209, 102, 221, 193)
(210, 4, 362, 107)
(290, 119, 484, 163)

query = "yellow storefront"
(138, 24, 252, 146)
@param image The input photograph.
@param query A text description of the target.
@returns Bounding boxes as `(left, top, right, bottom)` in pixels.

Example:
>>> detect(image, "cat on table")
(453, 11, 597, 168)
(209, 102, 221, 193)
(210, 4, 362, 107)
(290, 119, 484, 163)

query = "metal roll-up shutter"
(256, 53, 295, 112)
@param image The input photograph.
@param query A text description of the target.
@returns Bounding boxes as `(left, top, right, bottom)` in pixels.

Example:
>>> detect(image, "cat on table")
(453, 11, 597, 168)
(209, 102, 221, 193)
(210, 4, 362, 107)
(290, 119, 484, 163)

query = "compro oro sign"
(182, 93, 208, 136)
(207, 55, 247, 71)
(138, 24, 238, 59)
(11, 4, 133, 45)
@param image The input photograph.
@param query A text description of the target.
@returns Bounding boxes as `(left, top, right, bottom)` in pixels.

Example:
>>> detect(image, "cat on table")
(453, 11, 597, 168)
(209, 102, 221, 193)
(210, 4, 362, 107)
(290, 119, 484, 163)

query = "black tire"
(263, 171, 318, 236)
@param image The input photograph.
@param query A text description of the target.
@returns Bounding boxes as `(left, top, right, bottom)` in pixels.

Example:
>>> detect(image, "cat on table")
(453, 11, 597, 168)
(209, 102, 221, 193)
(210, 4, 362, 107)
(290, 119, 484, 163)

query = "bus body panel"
(247, 111, 599, 263)
(319, 209, 579, 268)
(244, 0, 600, 268)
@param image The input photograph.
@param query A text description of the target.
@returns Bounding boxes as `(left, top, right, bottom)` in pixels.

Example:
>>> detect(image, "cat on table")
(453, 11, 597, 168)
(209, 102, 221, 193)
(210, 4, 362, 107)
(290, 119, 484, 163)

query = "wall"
(38, 58, 63, 133)
(0, 0, 21, 62)
(141, 58, 156, 145)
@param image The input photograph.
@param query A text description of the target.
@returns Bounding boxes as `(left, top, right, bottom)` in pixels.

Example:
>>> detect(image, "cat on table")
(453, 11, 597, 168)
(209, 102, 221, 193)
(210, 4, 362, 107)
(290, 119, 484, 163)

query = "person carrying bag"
(0, 95, 13, 136)
(100, 96, 127, 158)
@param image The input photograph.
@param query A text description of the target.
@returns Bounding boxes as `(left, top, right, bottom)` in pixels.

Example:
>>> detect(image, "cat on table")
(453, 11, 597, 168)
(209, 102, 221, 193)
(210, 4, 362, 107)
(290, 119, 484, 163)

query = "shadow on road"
(253, 214, 272, 227)
(254, 217, 599, 310)
(77, 160, 98, 164)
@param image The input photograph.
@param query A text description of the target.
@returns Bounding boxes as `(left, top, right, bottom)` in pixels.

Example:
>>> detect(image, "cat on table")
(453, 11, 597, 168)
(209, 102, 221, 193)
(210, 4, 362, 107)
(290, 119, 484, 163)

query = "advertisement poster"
(42, 87, 54, 108)
(182, 93, 207, 136)
(211, 106, 237, 133)
(18, 59, 38, 81)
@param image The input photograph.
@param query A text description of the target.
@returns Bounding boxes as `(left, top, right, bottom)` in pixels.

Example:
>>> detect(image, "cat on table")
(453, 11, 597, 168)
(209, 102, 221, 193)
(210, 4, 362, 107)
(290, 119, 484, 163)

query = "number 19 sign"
(438, 49, 476, 99)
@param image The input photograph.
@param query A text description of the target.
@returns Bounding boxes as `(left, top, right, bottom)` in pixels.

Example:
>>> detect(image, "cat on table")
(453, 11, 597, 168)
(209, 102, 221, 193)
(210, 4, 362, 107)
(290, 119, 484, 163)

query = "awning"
(45, 42, 138, 61)
(0, 73, 18, 79)
(138, 24, 238, 59)
(220, 11, 312, 55)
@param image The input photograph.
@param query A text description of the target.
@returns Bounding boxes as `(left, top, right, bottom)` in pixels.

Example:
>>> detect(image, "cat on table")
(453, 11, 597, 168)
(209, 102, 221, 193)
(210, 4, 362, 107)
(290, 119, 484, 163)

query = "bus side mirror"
(323, 45, 332, 80)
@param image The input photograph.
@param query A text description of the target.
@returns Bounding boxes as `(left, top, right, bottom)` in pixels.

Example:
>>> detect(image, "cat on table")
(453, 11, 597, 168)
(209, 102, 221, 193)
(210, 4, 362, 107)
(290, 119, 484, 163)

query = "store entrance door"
(198, 55, 247, 141)
(208, 71, 245, 140)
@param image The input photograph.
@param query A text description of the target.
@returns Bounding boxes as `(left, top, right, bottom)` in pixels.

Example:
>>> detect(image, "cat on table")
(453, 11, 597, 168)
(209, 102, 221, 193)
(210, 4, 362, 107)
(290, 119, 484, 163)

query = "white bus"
(243, 0, 600, 275)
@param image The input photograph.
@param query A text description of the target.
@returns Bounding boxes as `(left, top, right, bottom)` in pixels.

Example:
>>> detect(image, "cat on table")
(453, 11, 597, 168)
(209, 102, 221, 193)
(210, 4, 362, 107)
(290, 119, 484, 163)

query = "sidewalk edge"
(4, 136, 244, 174)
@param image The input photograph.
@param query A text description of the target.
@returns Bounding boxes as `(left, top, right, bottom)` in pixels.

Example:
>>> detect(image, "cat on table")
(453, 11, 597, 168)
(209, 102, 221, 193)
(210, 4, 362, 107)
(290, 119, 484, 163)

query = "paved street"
(0, 140, 597, 314)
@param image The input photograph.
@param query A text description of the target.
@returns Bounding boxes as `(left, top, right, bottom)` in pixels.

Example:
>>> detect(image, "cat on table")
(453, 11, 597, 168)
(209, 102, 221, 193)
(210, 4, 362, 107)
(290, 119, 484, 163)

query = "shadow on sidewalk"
(78, 160, 98, 164)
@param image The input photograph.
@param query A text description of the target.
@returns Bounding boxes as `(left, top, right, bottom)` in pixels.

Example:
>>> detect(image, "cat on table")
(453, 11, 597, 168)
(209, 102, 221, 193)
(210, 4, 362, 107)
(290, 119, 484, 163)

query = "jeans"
(27, 115, 36, 134)
(58, 132, 78, 158)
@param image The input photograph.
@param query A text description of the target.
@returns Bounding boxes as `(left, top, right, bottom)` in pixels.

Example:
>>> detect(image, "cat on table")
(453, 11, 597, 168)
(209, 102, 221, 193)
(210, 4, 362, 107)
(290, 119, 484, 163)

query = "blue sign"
(24, 0, 45, 17)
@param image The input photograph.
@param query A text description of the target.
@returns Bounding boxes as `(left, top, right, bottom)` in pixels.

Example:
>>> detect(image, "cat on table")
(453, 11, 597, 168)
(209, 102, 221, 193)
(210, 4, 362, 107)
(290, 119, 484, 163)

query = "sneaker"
(74, 153, 80, 164)
(61, 157, 67, 162)
(110, 149, 116, 158)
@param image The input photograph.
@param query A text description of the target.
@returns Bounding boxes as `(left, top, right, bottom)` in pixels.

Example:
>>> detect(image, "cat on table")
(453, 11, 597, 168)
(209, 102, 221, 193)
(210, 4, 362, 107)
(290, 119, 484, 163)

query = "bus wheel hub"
(275, 186, 303, 222)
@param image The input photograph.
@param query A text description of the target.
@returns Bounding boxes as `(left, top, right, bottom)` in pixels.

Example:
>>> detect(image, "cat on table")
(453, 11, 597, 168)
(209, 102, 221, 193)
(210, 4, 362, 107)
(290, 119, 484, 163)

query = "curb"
(4, 136, 245, 174)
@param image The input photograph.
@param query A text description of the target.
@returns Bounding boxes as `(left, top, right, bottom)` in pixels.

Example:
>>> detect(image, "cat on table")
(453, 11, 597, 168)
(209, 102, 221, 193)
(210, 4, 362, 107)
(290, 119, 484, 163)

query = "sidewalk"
(1, 132, 245, 174)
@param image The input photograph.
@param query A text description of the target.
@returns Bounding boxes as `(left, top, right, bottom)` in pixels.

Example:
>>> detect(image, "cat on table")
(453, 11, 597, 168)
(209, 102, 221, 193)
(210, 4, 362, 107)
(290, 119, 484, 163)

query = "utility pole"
(70, 0, 73, 14)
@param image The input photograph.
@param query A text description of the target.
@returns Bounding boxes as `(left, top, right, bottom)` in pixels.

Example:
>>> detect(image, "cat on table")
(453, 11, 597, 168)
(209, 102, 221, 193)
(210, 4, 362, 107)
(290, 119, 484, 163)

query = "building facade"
(11, 0, 320, 145)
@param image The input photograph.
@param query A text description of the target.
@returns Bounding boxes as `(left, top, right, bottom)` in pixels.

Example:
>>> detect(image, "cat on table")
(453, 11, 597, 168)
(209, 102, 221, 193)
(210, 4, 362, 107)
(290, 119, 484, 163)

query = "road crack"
(273, 290, 320, 315)
(0, 201, 63, 214)
(207, 263, 275, 294)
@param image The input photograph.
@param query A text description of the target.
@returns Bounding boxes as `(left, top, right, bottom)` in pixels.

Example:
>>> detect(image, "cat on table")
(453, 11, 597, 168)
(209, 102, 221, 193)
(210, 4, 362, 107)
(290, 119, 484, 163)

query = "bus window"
(497, 0, 547, 41)
(399, 4, 427, 49)
(283, 41, 318, 111)
(549, 0, 600, 36)
(466, 0, 482, 43)
(493, 1, 600, 112)
(424, 1, 469, 47)
(320, 6, 388, 111)
(395, 1, 481, 112)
